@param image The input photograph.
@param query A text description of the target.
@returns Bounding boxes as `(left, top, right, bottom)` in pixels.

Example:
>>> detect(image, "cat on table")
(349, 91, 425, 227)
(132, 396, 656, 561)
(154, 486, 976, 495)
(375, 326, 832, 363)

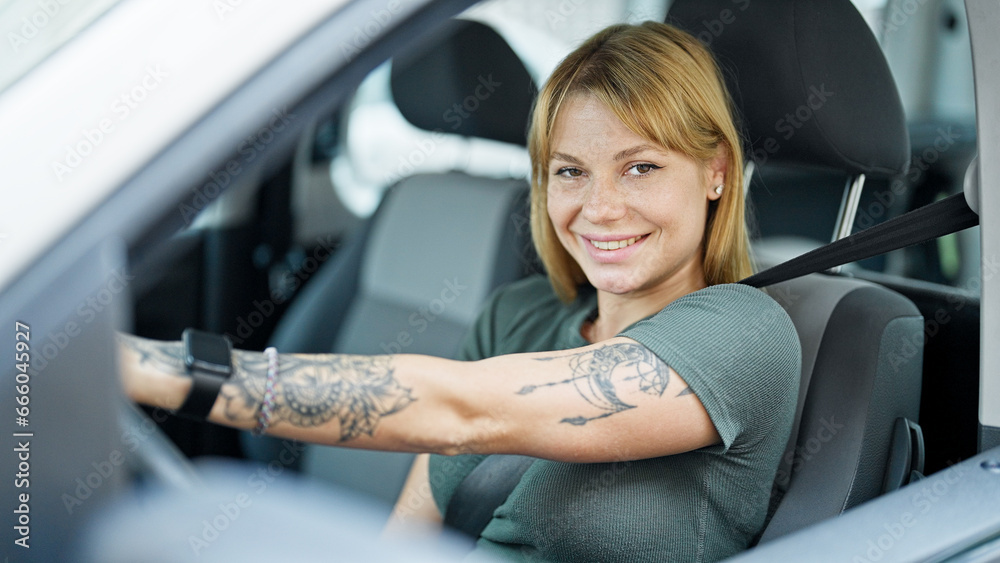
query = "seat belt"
(740, 192, 979, 288)
(444, 455, 535, 540)
(444, 192, 978, 540)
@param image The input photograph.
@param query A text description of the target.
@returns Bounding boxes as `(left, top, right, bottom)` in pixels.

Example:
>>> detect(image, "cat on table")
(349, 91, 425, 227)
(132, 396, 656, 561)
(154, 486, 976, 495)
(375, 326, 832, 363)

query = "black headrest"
(390, 20, 537, 146)
(668, 0, 909, 177)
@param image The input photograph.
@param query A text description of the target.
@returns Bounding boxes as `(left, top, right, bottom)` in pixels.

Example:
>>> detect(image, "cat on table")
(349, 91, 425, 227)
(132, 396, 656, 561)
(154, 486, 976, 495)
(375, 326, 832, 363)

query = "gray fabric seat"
(293, 172, 531, 506)
(241, 19, 539, 508)
(759, 273, 923, 541)
(668, 0, 926, 544)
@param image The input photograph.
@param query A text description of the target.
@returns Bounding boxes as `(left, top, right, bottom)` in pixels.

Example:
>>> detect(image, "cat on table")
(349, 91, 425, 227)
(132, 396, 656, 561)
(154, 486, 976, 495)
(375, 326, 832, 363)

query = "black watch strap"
(176, 372, 228, 419)
(176, 329, 232, 420)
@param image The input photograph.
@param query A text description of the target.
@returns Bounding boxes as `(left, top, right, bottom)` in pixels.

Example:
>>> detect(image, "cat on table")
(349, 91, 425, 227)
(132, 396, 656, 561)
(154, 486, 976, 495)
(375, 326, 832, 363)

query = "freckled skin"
(546, 94, 726, 338)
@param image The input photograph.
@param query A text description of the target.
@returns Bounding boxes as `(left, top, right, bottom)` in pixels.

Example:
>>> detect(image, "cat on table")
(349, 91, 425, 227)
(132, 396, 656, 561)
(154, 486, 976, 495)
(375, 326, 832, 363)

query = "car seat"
(668, 0, 926, 542)
(240, 19, 539, 507)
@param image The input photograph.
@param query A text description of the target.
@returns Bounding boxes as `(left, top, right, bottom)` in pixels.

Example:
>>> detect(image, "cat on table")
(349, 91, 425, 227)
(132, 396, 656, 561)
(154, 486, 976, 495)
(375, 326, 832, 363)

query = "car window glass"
(841, 0, 978, 288)
(331, 0, 667, 220)
(876, 0, 978, 287)
(876, 0, 975, 121)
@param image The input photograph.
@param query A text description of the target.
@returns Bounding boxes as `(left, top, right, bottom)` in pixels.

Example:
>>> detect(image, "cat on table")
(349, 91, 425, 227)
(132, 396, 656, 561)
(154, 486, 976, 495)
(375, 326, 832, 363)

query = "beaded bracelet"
(253, 347, 279, 436)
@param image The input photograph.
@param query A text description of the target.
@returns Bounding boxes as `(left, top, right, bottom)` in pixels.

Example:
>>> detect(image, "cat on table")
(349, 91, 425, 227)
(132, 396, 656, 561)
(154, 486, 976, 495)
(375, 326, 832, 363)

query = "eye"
(555, 167, 584, 178)
(626, 163, 661, 176)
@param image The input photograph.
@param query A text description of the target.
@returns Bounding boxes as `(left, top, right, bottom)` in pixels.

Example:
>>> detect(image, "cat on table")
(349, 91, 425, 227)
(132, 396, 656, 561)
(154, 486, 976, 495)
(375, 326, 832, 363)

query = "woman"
(121, 21, 801, 562)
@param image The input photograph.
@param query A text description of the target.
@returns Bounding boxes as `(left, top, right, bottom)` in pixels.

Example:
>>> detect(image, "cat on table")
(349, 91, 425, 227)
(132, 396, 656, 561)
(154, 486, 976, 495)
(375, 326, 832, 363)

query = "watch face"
(183, 329, 232, 376)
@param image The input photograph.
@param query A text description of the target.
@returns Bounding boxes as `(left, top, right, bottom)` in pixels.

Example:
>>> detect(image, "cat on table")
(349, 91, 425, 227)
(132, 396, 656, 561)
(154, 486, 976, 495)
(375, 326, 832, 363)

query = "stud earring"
(714, 184, 724, 195)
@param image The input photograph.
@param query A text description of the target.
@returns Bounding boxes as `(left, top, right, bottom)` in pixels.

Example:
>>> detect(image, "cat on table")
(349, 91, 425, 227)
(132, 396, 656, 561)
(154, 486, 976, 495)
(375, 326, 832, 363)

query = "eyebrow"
(613, 144, 656, 162)
(550, 145, 659, 166)
(550, 152, 583, 165)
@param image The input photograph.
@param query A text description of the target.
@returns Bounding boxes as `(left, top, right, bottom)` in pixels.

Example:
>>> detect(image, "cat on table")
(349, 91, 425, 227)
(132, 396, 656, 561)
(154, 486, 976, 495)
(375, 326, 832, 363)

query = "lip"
(584, 233, 646, 242)
(580, 233, 649, 264)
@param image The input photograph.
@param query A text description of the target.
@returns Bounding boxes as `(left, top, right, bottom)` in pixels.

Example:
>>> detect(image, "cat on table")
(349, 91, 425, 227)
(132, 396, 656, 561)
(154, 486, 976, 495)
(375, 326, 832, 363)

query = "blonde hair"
(528, 21, 753, 302)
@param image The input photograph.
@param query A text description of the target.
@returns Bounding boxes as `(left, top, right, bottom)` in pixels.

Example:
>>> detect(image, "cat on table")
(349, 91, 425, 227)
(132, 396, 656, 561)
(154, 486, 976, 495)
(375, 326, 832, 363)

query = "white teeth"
(589, 236, 641, 251)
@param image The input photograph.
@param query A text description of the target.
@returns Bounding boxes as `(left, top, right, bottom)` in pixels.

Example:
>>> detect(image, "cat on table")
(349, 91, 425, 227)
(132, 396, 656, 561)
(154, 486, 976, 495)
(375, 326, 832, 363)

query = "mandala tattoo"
(120, 332, 415, 443)
(519, 343, 669, 425)
(226, 351, 415, 442)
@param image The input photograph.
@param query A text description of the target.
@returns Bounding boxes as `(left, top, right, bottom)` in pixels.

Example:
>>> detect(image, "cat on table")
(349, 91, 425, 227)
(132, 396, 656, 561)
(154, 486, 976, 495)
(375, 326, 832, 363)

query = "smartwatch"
(175, 328, 233, 420)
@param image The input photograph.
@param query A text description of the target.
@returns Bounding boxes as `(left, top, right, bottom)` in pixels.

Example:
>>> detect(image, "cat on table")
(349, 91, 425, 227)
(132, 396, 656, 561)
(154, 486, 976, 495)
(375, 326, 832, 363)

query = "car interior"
(670, 0, 926, 542)
(33, 0, 983, 559)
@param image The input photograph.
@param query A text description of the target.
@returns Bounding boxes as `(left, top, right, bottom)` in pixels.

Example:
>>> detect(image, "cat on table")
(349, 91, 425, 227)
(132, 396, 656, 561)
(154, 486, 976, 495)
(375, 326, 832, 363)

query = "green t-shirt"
(429, 275, 801, 562)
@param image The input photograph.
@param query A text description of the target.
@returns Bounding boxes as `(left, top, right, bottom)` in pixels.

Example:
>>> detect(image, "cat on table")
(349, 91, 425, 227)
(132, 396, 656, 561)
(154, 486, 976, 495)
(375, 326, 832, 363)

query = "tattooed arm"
(117, 333, 719, 462)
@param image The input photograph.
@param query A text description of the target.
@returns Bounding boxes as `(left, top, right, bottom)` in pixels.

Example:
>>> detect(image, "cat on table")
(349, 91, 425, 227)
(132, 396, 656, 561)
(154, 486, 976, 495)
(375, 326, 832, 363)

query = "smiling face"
(546, 93, 725, 300)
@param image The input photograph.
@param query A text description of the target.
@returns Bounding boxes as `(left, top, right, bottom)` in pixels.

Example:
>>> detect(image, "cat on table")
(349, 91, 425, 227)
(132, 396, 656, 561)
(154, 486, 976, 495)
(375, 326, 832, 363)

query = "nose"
(581, 176, 627, 224)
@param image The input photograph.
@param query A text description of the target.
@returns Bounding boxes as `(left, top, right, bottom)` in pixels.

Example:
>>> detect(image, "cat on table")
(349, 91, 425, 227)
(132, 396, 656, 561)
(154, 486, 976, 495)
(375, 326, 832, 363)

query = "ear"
(705, 144, 729, 201)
